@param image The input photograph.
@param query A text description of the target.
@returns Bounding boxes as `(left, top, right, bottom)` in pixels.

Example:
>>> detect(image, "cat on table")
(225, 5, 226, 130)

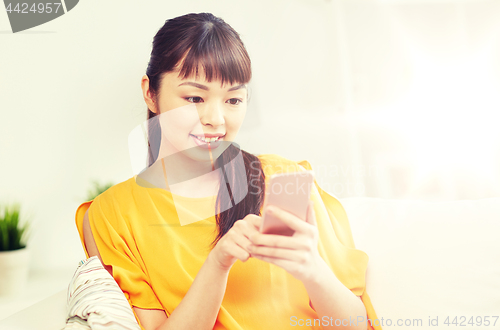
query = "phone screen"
(260, 171, 314, 236)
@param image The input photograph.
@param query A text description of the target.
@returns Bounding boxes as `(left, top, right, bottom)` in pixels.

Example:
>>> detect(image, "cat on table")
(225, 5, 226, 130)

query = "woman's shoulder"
(76, 178, 138, 237)
(86, 177, 137, 209)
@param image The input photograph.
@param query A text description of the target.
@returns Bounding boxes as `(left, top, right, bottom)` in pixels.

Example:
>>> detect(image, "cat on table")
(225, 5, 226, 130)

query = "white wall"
(1, 0, 500, 272)
(0, 0, 345, 271)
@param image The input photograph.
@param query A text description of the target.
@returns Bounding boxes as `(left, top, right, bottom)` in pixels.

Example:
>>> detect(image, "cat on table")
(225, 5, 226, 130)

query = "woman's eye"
(185, 96, 203, 103)
(227, 98, 242, 105)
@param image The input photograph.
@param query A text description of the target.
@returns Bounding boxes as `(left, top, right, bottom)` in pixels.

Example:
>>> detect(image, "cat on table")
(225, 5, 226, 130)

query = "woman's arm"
(84, 211, 168, 329)
(83, 209, 260, 330)
(130, 252, 231, 330)
(83, 209, 113, 277)
(249, 200, 367, 330)
(302, 258, 367, 330)
(153, 252, 230, 330)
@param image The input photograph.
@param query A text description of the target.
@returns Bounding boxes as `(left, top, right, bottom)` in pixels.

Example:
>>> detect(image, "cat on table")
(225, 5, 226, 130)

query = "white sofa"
(1, 197, 499, 330)
(342, 197, 500, 329)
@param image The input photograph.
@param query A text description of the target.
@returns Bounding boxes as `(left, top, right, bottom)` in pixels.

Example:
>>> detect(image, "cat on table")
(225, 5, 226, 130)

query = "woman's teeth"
(193, 135, 222, 143)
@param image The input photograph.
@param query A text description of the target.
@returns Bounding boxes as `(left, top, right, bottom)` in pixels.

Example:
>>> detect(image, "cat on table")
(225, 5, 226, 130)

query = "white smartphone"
(259, 170, 315, 236)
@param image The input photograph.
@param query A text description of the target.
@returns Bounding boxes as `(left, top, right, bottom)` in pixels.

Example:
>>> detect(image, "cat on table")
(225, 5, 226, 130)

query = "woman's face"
(141, 66, 248, 163)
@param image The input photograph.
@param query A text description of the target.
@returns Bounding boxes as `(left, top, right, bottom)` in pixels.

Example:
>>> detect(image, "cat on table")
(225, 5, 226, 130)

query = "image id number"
(6, 2, 62, 14)
(444, 316, 499, 327)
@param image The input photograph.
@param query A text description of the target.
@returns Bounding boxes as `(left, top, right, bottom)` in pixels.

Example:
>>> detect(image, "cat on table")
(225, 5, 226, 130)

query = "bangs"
(176, 23, 251, 87)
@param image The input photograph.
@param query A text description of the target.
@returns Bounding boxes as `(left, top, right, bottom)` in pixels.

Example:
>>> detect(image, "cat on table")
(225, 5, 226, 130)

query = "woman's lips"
(190, 134, 224, 149)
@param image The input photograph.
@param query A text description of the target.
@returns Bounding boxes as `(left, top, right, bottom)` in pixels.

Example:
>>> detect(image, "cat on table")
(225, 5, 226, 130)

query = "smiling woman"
(74, 12, 382, 330)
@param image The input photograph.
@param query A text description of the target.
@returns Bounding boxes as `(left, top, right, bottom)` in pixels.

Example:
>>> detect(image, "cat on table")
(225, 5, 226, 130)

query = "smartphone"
(259, 170, 314, 236)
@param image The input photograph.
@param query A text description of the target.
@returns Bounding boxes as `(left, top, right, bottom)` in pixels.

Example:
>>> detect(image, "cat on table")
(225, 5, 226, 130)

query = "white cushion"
(63, 256, 141, 330)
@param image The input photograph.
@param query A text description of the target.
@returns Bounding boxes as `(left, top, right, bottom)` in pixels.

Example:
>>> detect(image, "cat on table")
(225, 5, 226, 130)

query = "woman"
(75, 13, 382, 330)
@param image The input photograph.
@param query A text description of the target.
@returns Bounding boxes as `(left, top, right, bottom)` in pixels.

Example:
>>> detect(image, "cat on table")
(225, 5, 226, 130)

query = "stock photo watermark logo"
(128, 104, 249, 227)
(3, 0, 79, 33)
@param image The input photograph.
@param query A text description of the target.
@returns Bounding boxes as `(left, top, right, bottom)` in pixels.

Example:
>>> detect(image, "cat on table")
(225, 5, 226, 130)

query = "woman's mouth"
(190, 134, 225, 149)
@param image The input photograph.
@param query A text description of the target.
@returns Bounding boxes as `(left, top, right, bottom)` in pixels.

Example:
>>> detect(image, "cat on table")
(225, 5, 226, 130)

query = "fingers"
(234, 215, 262, 241)
(212, 221, 255, 270)
(232, 244, 252, 262)
(229, 220, 258, 261)
(249, 232, 306, 250)
(225, 211, 315, 264)
(251, 254, 298, 271)
(243, 214, 263, 231)
(250, 244, 307, 262)
(218, 232, 252, 263)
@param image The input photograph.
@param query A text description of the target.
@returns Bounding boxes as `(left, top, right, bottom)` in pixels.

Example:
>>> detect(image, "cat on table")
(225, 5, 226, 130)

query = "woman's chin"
(180, 148, 216, 164)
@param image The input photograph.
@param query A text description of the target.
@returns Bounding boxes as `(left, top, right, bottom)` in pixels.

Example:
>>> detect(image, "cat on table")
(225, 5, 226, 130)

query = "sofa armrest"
(0, 288, 67, 330)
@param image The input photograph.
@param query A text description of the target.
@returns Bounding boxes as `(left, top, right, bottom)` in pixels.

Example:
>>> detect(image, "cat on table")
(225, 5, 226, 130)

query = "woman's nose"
(200, 102, 225, 127)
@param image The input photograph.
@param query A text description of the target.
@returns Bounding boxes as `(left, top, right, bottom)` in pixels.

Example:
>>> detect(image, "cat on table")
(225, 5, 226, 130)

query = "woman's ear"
(141, 74, 158, 114)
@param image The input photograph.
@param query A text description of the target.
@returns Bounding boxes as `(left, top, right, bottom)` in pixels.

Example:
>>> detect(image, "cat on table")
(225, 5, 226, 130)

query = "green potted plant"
(86, 179, 114, 201)
(0, 203, 32, 296)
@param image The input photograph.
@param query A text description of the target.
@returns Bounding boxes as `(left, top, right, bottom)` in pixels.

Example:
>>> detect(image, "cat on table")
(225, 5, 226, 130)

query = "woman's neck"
(138, 155, 220, 197)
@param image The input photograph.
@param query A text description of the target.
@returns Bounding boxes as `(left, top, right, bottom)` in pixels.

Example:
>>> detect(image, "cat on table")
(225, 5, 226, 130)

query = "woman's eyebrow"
(227, 84, 246, 91)
(177, 82, 246, 92)
(178, 82, 208, 90)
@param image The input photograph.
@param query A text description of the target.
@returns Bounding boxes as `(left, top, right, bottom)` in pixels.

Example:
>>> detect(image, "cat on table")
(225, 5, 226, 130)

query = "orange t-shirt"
(75, 153, 381, 330)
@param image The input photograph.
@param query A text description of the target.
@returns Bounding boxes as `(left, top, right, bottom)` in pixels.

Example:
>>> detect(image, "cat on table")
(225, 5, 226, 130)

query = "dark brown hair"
(145, 13, 265, 248)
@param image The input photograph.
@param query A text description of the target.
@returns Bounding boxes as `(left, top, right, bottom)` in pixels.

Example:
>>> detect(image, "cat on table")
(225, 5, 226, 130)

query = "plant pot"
(0, 247, 30, 296)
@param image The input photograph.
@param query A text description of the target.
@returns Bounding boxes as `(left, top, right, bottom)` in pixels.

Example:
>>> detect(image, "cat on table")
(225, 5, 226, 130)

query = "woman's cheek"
(230, 107, 247, 129)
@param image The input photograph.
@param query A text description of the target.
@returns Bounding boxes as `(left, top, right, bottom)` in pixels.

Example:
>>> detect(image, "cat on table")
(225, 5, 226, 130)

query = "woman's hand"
(209, 214, 263, 273)
(249, 201, 324, 283)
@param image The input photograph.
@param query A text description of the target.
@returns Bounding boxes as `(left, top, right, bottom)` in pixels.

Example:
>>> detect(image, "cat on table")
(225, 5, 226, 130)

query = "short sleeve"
(76, 193, 164, 312)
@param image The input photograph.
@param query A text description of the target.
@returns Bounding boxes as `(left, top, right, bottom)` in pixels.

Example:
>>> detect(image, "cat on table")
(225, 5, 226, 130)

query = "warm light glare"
(367, 44, 500, 183)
